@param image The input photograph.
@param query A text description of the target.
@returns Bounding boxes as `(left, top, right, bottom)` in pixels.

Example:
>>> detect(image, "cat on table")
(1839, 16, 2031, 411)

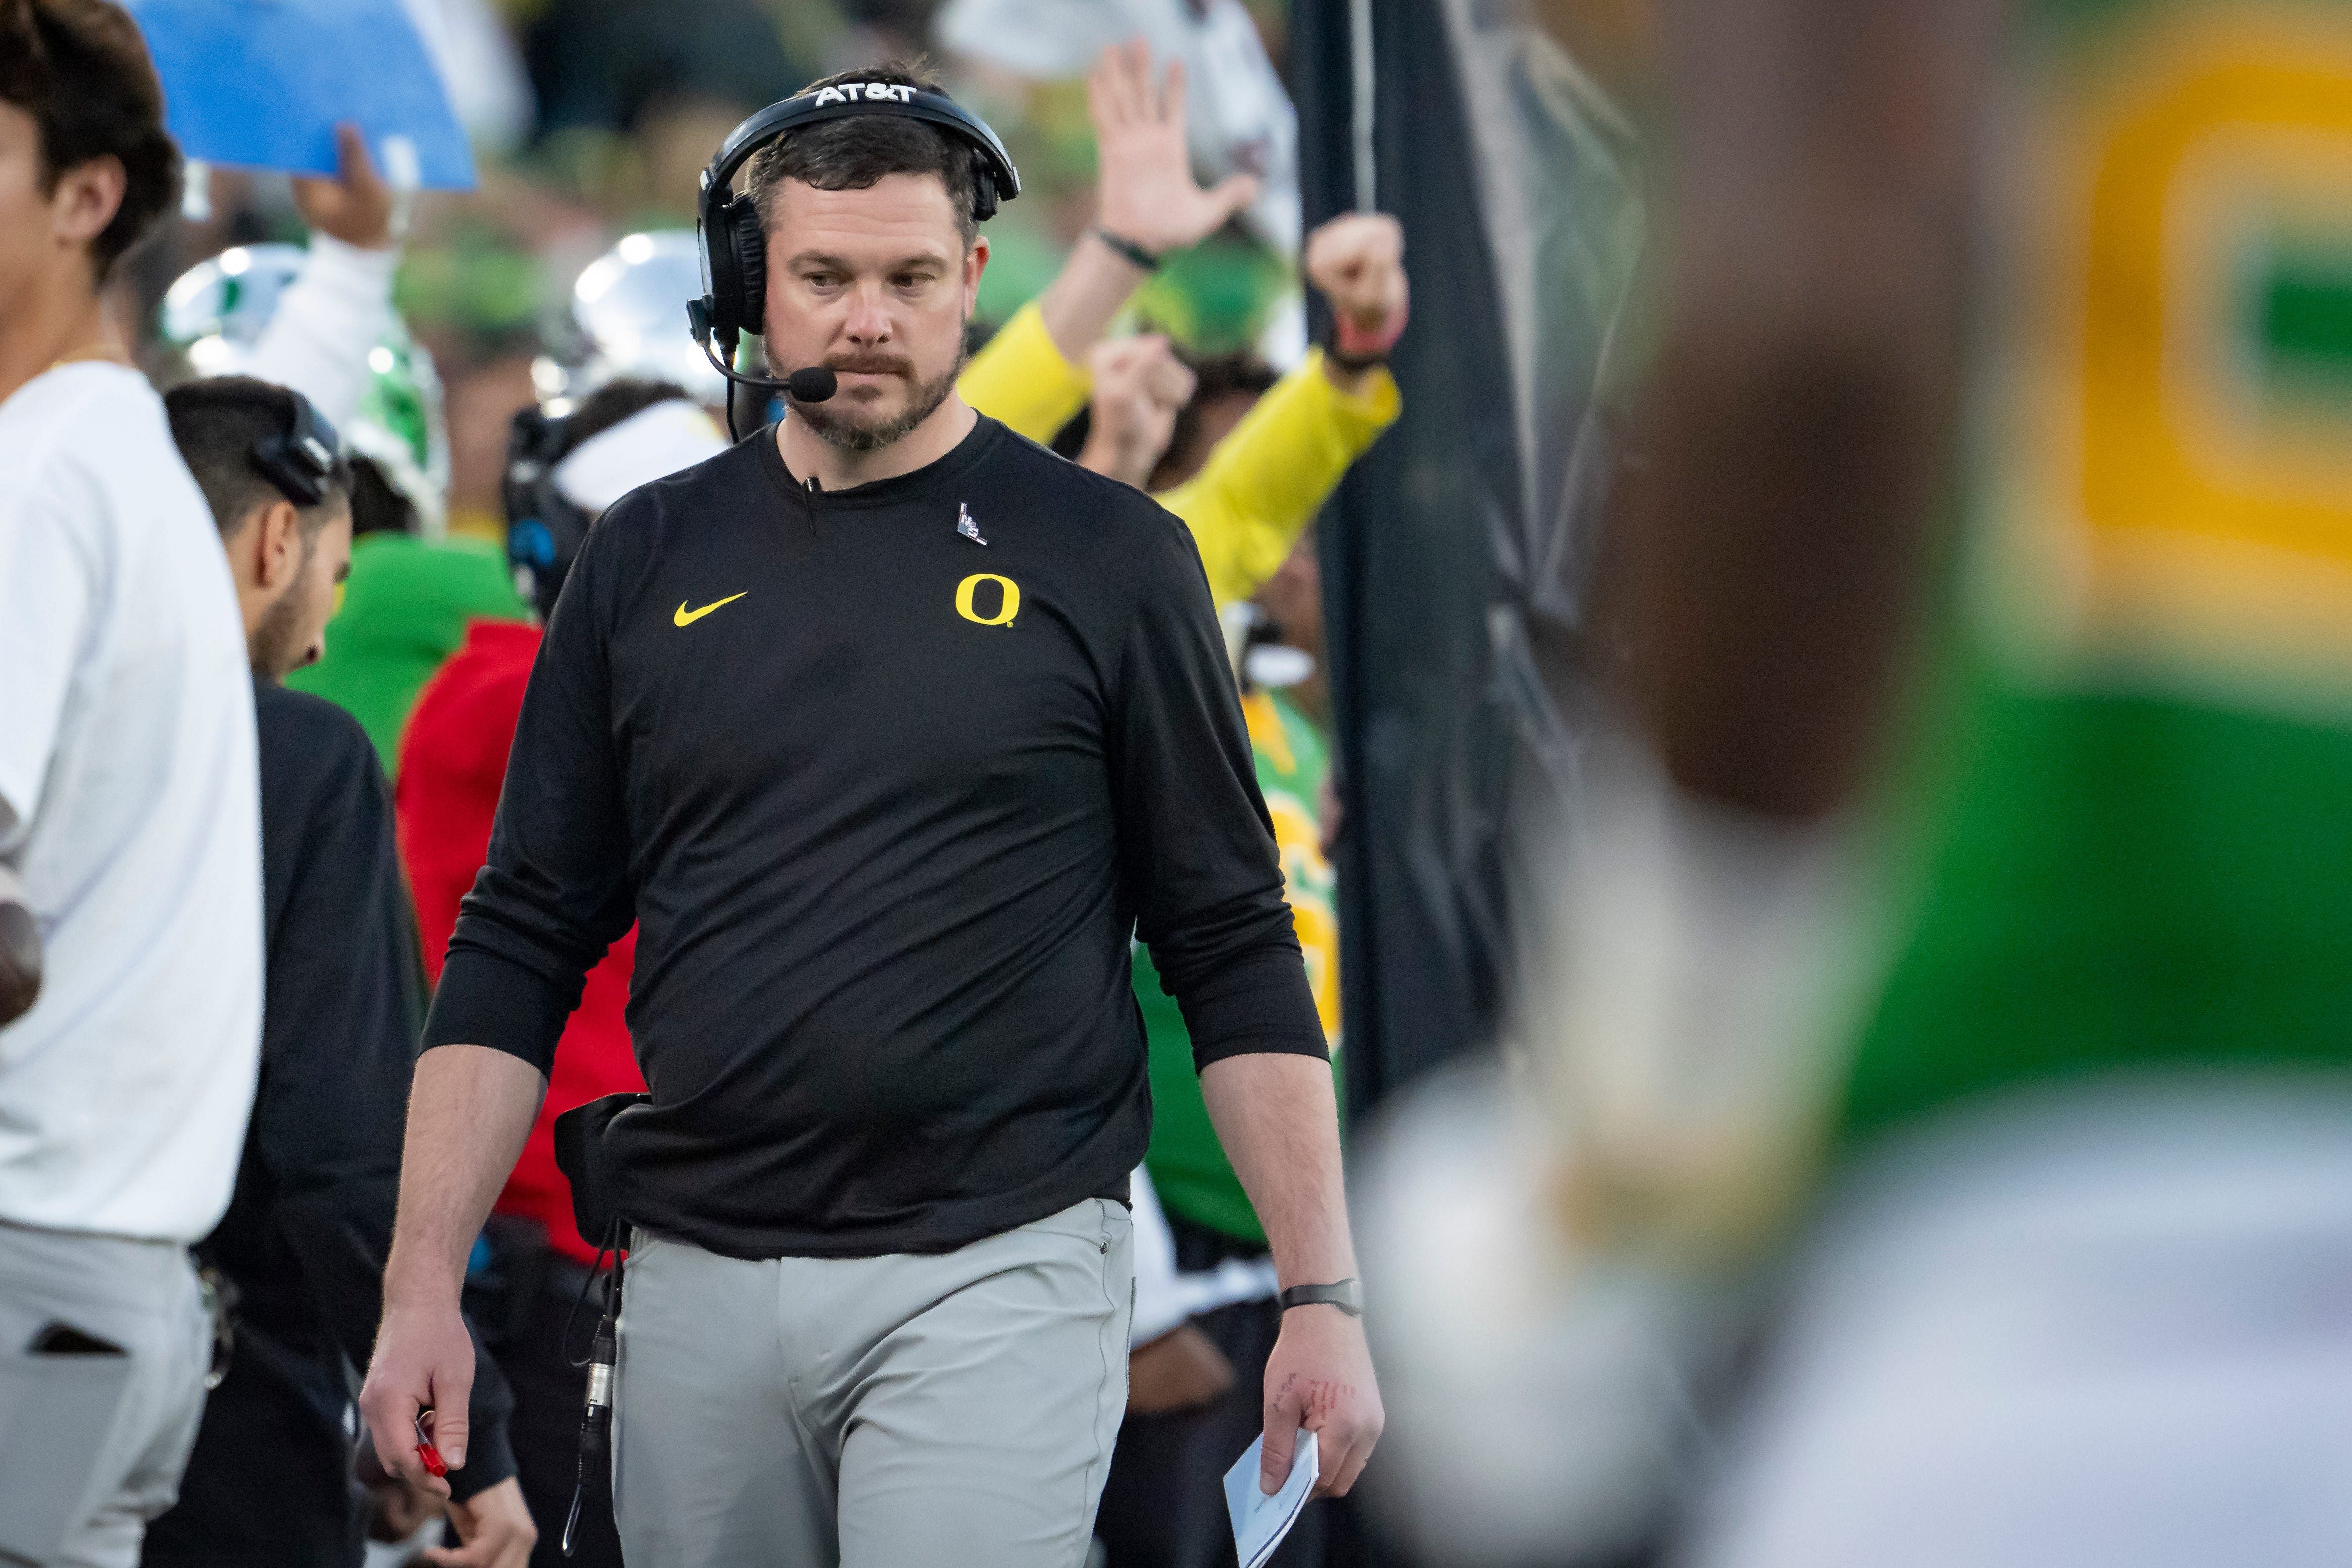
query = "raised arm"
(247, 123, 400, 432)
(1154, 213, 1407, 607)
(959, 40, 1260, 440)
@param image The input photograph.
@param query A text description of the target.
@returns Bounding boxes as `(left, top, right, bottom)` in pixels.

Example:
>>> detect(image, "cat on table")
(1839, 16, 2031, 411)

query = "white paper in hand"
(1224, 1430, 1318, 1568)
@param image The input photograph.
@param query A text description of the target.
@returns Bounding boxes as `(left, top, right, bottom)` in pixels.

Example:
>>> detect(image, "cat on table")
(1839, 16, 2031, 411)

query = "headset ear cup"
(700, 207, 738, 340)
(729, 199, 768, 339)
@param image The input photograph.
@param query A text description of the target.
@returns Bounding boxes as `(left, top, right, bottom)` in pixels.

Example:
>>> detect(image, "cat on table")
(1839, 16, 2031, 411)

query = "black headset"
(689, 80, 1021, 369)
(503, 402, 593, 623)
(249, 388, 342, 508)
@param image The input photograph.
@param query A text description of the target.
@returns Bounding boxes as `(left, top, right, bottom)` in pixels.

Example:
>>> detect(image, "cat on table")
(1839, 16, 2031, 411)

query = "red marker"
(415, 1411, 449, 1479)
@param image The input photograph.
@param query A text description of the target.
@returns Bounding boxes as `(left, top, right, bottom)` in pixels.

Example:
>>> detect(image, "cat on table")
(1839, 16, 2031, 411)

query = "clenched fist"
(1305, 213, 1409, 386)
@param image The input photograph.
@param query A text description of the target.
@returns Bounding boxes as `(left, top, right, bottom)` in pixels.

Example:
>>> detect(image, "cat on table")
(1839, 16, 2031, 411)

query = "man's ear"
(51, 155, 127, 249)
(964, 234, 991, 318)
(254, 498, 304, 591)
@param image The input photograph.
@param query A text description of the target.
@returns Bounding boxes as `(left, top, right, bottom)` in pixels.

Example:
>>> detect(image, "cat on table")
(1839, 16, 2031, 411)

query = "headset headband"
(701, 83, 1022, 218)
(250, 388, 342, 508)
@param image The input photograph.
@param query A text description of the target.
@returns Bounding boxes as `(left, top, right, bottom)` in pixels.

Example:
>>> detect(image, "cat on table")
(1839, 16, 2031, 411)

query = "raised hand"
(291, 122, 395, 251)
(1090, 40, 1261, 259)
(1304, 212, 1408, 350)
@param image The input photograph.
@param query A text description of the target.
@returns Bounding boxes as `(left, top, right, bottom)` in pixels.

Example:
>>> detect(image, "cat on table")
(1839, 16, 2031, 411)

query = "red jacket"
(397, 620, 645, 1265)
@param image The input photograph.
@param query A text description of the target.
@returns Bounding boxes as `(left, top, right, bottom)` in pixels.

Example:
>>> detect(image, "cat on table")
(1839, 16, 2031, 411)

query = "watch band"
(1278, 1279, 1364, 1317)
(1093, 227, 1164, 273)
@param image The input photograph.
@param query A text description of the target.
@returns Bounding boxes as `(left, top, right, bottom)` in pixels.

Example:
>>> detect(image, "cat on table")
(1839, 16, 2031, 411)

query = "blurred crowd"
(3, 0, 1399, 1565)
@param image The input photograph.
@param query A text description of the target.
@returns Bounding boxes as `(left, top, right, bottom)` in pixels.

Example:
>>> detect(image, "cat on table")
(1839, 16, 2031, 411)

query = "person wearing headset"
(361, 62, 1380, 1566)
(138, 378, 533, 1568)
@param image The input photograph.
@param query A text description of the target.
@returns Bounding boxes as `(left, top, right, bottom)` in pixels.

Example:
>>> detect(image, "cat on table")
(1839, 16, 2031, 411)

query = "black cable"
(560, 1216, 625, 1557)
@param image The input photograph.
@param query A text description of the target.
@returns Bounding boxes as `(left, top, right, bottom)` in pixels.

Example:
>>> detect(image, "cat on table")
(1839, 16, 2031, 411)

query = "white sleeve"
(1128, 1163, 1190, 1345)
(246, 234, 401, 430)
(0, 473, 95, 849)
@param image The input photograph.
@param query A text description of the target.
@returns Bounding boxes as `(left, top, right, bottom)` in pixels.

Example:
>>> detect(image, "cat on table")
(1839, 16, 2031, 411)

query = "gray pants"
(614, 1197, 1134, 1568)
(0, 1221, 211, 1568)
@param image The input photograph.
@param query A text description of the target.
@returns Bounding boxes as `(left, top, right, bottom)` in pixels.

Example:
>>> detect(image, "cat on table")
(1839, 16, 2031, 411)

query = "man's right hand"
(1089, 40, 1261, 259)
(360, 1294, 477, 1500)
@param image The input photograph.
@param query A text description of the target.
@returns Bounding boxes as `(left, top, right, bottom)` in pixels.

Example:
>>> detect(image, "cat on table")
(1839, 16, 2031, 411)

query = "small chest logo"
(957, 502, 987, 546)
(955, 573, 1020, 627)
(674, 592, 746, 627)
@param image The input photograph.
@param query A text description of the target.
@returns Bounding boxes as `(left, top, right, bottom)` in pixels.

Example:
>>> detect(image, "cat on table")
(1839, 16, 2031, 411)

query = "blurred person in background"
(1496, 0, 2352, 1562)
(0, 3, 261, 1563)
(364, 61, 1377, 1562)
(960, 43, 1405, 615)
(141, 377, 533, 1568)
(162, 135, 533, 777)
(398, 376, 726, 1568)
(1069, 333, 1358, 1568)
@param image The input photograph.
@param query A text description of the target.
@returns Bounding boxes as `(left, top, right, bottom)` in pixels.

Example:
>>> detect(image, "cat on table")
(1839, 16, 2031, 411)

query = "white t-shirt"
(0, 362, 263, 1242)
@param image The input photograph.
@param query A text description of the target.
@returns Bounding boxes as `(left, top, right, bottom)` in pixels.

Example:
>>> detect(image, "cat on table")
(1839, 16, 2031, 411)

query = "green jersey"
(1842, 0, 2352, 1140)
(1137, 690, 1340, 1244)
(286, 533, 530, 775)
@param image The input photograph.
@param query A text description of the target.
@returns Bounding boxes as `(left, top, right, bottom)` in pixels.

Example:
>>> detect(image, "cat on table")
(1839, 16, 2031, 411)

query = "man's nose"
(842, 283, 894, 345)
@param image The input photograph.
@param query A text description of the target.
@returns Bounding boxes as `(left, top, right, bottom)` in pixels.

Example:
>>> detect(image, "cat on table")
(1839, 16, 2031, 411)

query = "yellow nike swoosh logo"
(674, 592, 747, 627)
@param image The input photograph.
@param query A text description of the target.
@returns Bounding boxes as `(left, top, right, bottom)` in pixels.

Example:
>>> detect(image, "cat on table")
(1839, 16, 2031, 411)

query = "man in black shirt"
(149, 378, 534, 1568)
(363, 64, 1381, 1564)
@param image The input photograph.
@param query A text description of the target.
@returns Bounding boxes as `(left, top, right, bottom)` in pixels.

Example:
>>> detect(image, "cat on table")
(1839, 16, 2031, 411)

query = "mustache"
(823, 354, 916, 378)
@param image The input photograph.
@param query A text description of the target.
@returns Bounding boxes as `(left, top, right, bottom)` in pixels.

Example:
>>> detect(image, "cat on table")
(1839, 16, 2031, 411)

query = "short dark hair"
(558, 377, 692, 462)
(744, 61, 980, 250)
(0, 0, 180, 282)
(349, 458, 413, 539)
(164, 377, 353, 536)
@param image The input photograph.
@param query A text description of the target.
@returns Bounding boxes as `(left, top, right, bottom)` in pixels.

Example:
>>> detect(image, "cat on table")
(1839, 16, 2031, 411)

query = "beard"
(249, 535, 320, 680)
(793, 350, 965, 454)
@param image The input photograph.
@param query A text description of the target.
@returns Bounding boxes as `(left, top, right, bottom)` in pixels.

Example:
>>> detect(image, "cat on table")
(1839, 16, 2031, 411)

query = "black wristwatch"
(1278, 1279, 1364, 1317)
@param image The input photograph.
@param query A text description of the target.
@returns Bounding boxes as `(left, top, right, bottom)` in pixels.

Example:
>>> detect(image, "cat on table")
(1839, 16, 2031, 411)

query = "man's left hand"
(1260, 1302, 1383, 1498)
(423, 1476, 535, 1568)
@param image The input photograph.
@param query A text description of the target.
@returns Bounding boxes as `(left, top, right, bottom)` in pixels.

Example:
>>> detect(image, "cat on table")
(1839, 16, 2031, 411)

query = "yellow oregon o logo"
(955, 572, 1020, 627)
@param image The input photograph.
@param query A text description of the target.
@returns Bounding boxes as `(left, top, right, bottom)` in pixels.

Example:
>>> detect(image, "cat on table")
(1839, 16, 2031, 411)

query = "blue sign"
(125, 0, 477, 190)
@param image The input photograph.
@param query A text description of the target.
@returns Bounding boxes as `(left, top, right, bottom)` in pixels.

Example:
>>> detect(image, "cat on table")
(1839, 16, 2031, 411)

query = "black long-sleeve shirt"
(148, 685, 514, 1567)
(423, 416, 1322, 1259)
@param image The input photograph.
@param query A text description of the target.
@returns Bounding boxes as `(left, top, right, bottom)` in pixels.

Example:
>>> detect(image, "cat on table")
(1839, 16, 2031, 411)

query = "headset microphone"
(686, 299, 838, 438)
